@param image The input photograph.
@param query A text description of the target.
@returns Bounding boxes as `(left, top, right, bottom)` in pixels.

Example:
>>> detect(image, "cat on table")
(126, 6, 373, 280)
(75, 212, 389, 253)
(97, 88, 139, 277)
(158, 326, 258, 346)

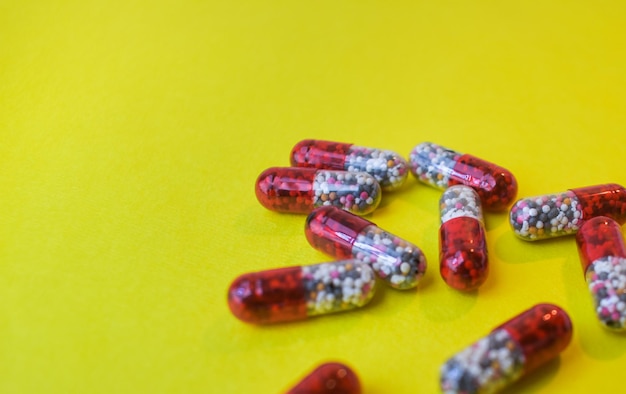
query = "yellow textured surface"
(2, 1, 626, 393)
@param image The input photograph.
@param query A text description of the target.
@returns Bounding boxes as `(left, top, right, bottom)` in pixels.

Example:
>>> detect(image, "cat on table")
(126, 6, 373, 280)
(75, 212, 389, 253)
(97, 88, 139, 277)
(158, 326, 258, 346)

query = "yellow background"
(2, 1, 626, 393)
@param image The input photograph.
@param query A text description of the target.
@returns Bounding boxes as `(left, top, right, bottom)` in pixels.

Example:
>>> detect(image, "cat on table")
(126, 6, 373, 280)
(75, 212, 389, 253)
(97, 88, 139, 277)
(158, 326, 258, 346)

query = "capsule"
(575, 216, 626, 331)
(509, 183, 626, 241)
(255, 167, 382, 215)
(228, 260, 376, 324)
(440, 303, 573, 394)
(439, 185, 488, 291)
(408, 142, 517, 211)
(290, 139, 409, 191)
(305, 206, 427, 290)
(287, 362, 361, 394)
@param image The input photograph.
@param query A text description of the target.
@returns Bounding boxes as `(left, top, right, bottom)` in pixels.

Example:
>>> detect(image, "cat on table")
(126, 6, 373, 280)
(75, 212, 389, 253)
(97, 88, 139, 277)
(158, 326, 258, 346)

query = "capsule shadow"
(498, 357, 560, 394)
(419, 286, 478, 322)
(493, 230, 575, 264)
(235, 205, 308, 236)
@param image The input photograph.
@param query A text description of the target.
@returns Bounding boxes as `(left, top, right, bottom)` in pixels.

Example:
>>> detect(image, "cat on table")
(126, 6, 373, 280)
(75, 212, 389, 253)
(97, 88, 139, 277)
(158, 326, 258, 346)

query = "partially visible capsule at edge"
(440, 303, 573, 394)
(510, 183, 626, 241)
(439, 185, 488, 291)
(228, 260, 376, 324)
(305, 205, 427, 290)
(286, 362, 361, 394)
(255, 167, 382, 215)
(291, 139, 409, 191)
(408, 142, 518, 211)
(576, 216, 626, 331)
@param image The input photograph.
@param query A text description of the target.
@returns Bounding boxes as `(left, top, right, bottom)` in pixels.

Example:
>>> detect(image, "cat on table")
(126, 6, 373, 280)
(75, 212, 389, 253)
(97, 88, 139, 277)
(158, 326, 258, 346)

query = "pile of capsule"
(227, 139, 626, 394)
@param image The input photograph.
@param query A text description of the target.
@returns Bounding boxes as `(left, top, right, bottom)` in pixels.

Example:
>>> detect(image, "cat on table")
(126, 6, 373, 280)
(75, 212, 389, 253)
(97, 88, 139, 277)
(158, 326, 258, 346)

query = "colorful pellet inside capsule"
(305, 206, 427, 290)
(440, 303, 573, 394)
(575, 216, 626, 331)
(408, 142, 517, 211)
(439, 185, 488, 291)
(287, 362, 361, 394)
(255, 167, 382, 215)
(228, 260, 376, 324)
(509, 183, 626, 241)
(290, 139, 409, 191)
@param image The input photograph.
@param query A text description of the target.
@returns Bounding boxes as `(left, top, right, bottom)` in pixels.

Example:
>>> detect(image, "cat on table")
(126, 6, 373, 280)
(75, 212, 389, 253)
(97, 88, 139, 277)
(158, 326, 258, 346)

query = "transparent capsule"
(291, 139, 409, 191)
(509, 183, 626, 241)
(575, 216, 626, 331)
(440, 303, 573, 394)
(305, 206, 427, 290)
(255, 167, 382, 215)
(287, 362, 361, 394)
(408, 142, 517, 211)
(439, 185, 488, 291)
(228, 260, 376, 324)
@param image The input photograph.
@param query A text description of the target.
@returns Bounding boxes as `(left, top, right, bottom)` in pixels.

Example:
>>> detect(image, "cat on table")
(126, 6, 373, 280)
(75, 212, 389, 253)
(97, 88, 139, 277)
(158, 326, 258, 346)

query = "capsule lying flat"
(228, 260, 376, 324)
(576, 216, 626, 331)
(439, 185, 488, 291)
(291, 139, 408, 191)
(255, 167, 382, 215)
(305, 206, 427, 290)
(409, 142, 518, 211)
(440, 303, 573, 394)
(287, 362, 361, 394)
(510, 183, 626, 241)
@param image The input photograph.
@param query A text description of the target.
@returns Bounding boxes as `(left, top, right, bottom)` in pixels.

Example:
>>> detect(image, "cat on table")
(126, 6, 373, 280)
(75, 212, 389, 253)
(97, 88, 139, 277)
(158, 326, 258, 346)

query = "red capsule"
(409, 142, 517, 210)
(291, 139, 408, 190)
(287, 362, 361, 394)
(255, 167, 381, 215)
(305, 206, 427, 290)
(228, 261, 376, 324)
(576, 216, 626, 331)
(441, 304, 573, 393)
(510, 183, 626, 241)
(439, 185, 488, 291)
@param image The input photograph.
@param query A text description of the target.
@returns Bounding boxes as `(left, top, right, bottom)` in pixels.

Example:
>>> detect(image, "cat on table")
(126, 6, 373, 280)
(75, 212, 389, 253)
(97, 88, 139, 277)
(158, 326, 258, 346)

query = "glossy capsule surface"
(510, 183, 626, 241)
(291, 139, 409, 191)
(439, 185, 488, 291)
(305, 206, 427, 290)
(408, 142, 517, 211)
(441, 303, 573, 394)
(576, 216, 626, 331)
(255, 167, 381, 215)
(287, 362, 361, 394)
(228, 260, 376, 324)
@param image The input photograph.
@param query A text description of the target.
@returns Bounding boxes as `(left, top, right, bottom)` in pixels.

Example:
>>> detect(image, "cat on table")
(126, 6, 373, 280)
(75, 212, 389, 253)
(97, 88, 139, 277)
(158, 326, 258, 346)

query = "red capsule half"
(409, 142, 517, 210)
(255, 167, 381, 215)
(441, 303, 573, 394)
(510, 183, 626, 241)
(228, 260, 376, 324)
(291, 139, 408, 190)
(287, 362, 361, 394)
(576, 216, 626, 331)
(305, 206, 427, 290)
(439, 185, 488, 291)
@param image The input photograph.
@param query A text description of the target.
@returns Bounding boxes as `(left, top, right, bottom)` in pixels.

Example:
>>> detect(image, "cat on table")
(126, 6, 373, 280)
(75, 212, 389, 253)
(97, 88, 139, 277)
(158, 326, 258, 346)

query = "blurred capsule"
(287, 362, 361, 394)
(441, 303, 573, 394)
(291, 139, 408, 190)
